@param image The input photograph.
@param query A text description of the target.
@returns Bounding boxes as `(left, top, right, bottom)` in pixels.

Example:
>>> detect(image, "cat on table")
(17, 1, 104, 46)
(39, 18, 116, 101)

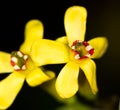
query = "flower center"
(71, 40, 94, 60)
(10, 51, 28, 71)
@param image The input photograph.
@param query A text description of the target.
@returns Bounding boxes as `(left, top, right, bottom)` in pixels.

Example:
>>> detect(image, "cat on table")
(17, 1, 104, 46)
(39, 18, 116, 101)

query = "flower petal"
(0, 51, 13, 73)
(55, 61, 79, 98)
(64, 6, 87, 46)
(88, 37, 108, 59)
(30, 39, 69, 66)
(26, 67, 55, 87)
(0, 71, 25, 109)
(56, 36, 68, 44)
(20, 19, 44, 54)
(79, 59, 98, 94)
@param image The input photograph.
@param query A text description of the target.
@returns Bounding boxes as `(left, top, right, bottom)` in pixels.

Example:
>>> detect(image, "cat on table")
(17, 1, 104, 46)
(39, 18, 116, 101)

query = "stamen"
(75, 54, 80, 59)
(71, 45, 75, 50)
(10, 51, 28, 71)
(17, 51, 23, 57)
(24, 55, 28, 60)
(85, 45, 93, 51)
(85, 54, 91, 58)
(22, 65, 26, 70)
(11, 57, 18, 63)
(71, 40, 94, 60)
(13, 65, 20, 70)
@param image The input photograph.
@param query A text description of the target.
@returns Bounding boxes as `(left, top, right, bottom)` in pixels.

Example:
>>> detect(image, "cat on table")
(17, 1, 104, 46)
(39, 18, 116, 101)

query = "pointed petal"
(20, 19, 44, 54)
(26, 67, 55, 87)
(0, 72, 25, 109)
(55, 61, 79, 98)
(79, 59, 98, 94)
(56, 36, 68, 44)
(0, 51, 13, 73)
(30, 39, 69, 66)
(88, 37, 108, 59)
(64, 6, 87, 46)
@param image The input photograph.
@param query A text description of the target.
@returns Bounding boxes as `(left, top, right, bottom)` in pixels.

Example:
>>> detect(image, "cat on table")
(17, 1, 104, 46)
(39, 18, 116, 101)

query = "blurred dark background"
(0, 0, 120, 109)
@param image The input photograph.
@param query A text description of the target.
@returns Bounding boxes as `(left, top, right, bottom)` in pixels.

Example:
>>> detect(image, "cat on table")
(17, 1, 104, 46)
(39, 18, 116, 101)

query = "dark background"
(0, 0, 120, 109)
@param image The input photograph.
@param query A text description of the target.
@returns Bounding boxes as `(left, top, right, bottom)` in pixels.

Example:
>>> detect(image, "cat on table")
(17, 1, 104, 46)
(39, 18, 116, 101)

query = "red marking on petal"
(10, 60, 15, 66)
(82, 41, 89, 46)
(73, 50, 79, 55)
(80, 56, 88, 59)
(89, 49, 94, 55)
(72, 40, 79, 46)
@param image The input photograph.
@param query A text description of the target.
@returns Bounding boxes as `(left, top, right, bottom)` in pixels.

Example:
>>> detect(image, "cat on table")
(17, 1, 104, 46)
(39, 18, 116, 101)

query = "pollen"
(71, 40, 94, 60)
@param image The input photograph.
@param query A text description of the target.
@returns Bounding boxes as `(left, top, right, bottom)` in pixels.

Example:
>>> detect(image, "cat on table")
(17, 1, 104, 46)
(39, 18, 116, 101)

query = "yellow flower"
(30, 6, 108, 98)
(0, 19, 55, 109)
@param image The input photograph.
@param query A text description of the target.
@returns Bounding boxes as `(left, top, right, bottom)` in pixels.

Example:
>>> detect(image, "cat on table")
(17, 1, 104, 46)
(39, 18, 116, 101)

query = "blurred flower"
(31, 6, 108, 98)
(0, 20, 55, 109)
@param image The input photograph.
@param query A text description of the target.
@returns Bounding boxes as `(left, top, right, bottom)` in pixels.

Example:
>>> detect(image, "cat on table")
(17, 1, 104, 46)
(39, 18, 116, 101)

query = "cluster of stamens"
(71, 40, 94, 60)
(10, 51, 28, 71)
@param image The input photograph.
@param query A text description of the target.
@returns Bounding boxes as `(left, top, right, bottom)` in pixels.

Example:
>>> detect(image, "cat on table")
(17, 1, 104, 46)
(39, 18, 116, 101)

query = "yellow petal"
(26, 67, 55, 87)
(64, 6, 87, 46)
(20, 19, 44, 54)
(88, 37, 108, 59)
(30, 39, 69, 66)
(56, 36, 68, 44)
(55, 61, 79, 98)
(0, 51, 13, 73)
(79, 59, 98, 94)
(0, 71, 25, 109)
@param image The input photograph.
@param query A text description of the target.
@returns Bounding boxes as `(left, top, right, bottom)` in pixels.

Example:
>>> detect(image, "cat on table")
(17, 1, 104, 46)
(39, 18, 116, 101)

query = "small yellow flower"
(0, 20, 55, 109)
(30, 6, 108, 98)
